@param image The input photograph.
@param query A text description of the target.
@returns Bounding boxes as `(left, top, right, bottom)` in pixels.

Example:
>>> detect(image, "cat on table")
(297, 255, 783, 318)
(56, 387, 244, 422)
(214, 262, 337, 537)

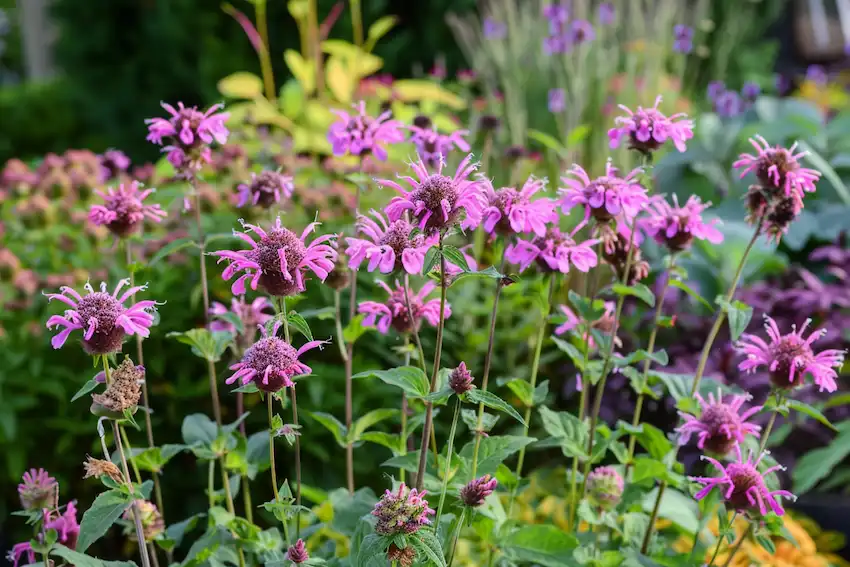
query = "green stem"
(208, 459, 216, 510)
(351, 0, 363, 46)
(508, 273, 557, 515)
(641, 218, 765, 553)
(470, 255, 508, 479)
(400, 336, 411, 483)
(114, 418, 151, 567)
(242, 474, 254, 524)
(759, 405, 779, 454)
(625, 257, 677, 479)
(278, 299, 302, 539)
(720, 523, 752, 567)
(267, 395, 287, 543)
(446, 508, 466, 567)
(403, 274, 428, 373)
(434, 398, 462, 531)
(120, 427, 143, 484)
(415, 234, 448, 491)
(337, 286, 355, 495)
(254, 1, 277, 102)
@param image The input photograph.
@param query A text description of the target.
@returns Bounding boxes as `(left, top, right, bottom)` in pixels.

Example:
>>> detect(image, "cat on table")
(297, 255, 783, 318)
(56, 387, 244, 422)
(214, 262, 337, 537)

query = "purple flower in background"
(99, 149, 131, 180)
(408, 125, 471, 168)
(707, 80, 726, 101)
(328, 101, 404, 161)
(89, 182, 167, 238)
(209, 297, 274, 348)
(775, 74, 791, 95)
(483, 18, 507, 40)
(570, 20, 595, 44)
(359, 280, 449, 335)
(8, 542, 35, 567)
(715, 90, 743, 118)
(542, 4, 569, 23)
(560, 161, 648, 224)
(608, 95, 694, 153)
(482, 176, 556, 237)
(145, 102, 229, 173)
(548, 88, 566, 113)
(543, 35, 568, 55)
(236, 171, 294, 208)
(806, 65, 828, 86)
(598, 2, 615, 25)
(673, 24, 694, 54)
(742, 82, 761, 101)
(643, 194, 723, 251)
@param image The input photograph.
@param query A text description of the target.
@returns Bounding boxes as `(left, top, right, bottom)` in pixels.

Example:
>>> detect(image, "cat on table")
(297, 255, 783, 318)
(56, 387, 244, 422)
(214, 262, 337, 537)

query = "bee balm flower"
(328, 101, 404, 160)
(676, 389, 762, 455)
(372, 482, 435, 535)
(482, 176, 556, 237)
(88, 182, 167, 238)
(506, 227, 599, 274)
(587, 466, 624, 509)
(236, 171, 294, 208)
(733, 136, 821, 202)
(643, 194, 723, 251)
(145, 102, 229, 173)
(358, 280, 450, 334)
(18, 468, 58, 510)
(345, 210, 438, 274)
(560, 162, 648, 224)
(608, 96, 694, 154)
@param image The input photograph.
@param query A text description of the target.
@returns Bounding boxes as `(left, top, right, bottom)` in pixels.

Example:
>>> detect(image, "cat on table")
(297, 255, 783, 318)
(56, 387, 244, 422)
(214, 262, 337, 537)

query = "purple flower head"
(560, 161, 648, 224)
(548, 88, 566, 113)
(408, 126, 471, 168)
(806, 65, 828, 87)
(714, 90, 743, 118)
(554, 301, 618, 350)
(345, 210, 438, 275)
(145, 102, 229, 174)
(599, 3, 615, 25)
(213, 218, 337, 297)
(18, 468, 57, 510)
(691, 444, 794, 516)
(707, 80, 726, 101)
(608, 95, 694, 154)
(599, 225, 650, 284)
(542, 4, 569, 23)
(45, 502, 80, 550)
(209, 297, 274, 345)
(673, 24, 694, 53)
(676, 389, 762, 455)
(587, 466, 624, 509)
(449, 361, 475, 395)
(328, 101, 404, 161)
(287, 539, 309, 564)
(733, 136, 821, 202)
(8, 543, 35, 567)
(642, 194, 723, 251)
(506, 227, 599, 274)
(460, 475, 498, 507)
(570, 20, 595, 44)
(483, 18, 507, 40)
(741, 82, 761, 101)
(543, 35, 568, 55)
(482, 176, 556, 238)
(359, 280, 450, 335)
(236, 171, 294, 209)
(89, 181, 167, 238)
(380, 154, 486, 234)
(227, 320, 325, 392)
(737, 316, 845, 392)
(372, 482, 435, 535)
(45, 280, 157, 354)
(99, 149, 131, 180)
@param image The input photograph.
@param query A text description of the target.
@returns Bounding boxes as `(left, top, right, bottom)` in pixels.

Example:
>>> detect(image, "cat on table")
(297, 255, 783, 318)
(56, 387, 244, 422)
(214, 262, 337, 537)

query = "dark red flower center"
(242, 336, 298, 392)
(411, 175, 459, 230)
(769, 335, 812, 388)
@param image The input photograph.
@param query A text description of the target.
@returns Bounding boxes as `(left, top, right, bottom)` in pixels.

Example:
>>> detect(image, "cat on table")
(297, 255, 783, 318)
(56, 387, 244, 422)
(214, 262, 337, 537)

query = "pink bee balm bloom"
(8, 542, 35, 567)
(587, 466, 624, 509)
(608, 95, 694, 153)
(45, 501, 80, 550)
(737, 316, 845, 393)
(145, 101, 230, 172)
(45, 280, 157, 354)
(328, 101, 405, 161)
(506, 227, 599, 274)
(482, 176, 556, 237)
(560, 162, 648, 223)
(676, 389, 762, 455)
(227, 320, 326, 392)
(213, 218, 337, 297)
(643, 194, 723, 251)
(732, 135, 821, 201)
(18, 468, 57, 510)
(209, 297, 274, 350)
(380, 154, 487, 233)
(372, 482, 435, 535)
(690, 444, 794, 516)
(99, 149, 131, 180)
(236, 171, 294, 208)
(88, 181, 167, 238)
(345, 210, 438, 274)
(409, 124, 471, 167)
(359, 280, 450, 334)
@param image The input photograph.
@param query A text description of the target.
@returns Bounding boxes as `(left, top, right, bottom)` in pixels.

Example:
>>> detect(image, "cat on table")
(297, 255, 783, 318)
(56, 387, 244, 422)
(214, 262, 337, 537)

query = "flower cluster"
(345, 210, 437, 274)
(707, 80, 760, 118)
(145, 102, 230, 173)
(608, 96, 694, 155)
(506, 227, 599, 274)
(642, 194, 723, 252)
(482, 176, 556, 237)
(236, 171, 294, 209)
(328, 101, 405, 161)
(359, 280, 450, 334)
(460, 475, 498, 507)
(542, 4, 594, 54)
(676, 390, 762, 455)
(408, 118, 471, 167)
(372, 483, 435, 535)
(586, 466, 624, 509)
(88, 182, 167, 238)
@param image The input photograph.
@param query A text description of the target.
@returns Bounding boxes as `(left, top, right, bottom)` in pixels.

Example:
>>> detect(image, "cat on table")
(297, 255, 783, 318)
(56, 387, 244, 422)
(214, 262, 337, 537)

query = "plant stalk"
(254, 0, 277, 102)
(112, 416, 152, 567)
(434, 398, 462, 531)
(446, 508, 466, 567)
(720, 523, 752, 567)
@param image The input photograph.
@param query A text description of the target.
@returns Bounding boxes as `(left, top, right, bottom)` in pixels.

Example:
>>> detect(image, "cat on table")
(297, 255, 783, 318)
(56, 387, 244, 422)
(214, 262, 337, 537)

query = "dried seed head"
(386, 543, 416, 567)
(91, 358, 143, 415)
(83, 456, 123, 483)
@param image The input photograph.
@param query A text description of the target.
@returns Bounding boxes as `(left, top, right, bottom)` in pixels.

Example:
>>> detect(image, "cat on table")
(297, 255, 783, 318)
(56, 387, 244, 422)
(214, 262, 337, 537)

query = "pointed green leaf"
(71, 378, 100, 402)
(500, 525, 578, 567)
(716, 298, 753, 340)
(76, 490, 133, 552)
(669, 279, 714, 311)
(353, 366, 430, 398)
(611, 283, 655, 307)
(442, 244, 471, 273)
(466, 389, 526, 425)
(787, 399, 837, 432)
(148, 237, 195, 267)
(351, 409, 399, 442)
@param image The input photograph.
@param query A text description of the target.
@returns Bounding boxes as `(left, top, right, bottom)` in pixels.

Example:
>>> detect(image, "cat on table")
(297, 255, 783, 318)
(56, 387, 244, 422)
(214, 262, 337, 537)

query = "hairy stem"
(267, 395, 285, 541)
(279, 300, 303, 539)
(416, 234, 448, 491)
(434, 398, 462, 531)
(113, 417, 151, 567)
(400, 335, 411, 483)
(207, 459, 215, 510)
(446, 508, 466, 567)
(241, 474, 253, 524)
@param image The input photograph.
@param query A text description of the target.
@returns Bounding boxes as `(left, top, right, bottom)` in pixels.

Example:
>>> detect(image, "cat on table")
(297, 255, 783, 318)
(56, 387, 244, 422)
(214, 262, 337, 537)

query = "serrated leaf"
(466, 389, 526, 425)
(411, 530, 447, 567)
(360, 431, 401, 453)
(354, 534, 388, 567)
(505, 379, 534, 407)
(72, 379, 100, 402)
(716, 298, 753, 340)
(669, 279, 714, 311)
(423, 247, 440, 274)
(148, 237, 195, 267)
(167, 329, 232, 362)
(539, 407, 589, 459)
(76, 490, 133, 552)
(441, 244, 471, 272)
(461, 409, 499, 434)
(308, 411, 348, 448)
(460, 435, 536, 475)
(353, 366, 430, 398)
(787, 399, 837, 432)
(552, 337, 586, 370)
(793, 421, 850, 493)
(52, 544, 136, 567)
(450, 266, 510, 287)
(285, 312, 313, 341)
(611, 283, 655, 306)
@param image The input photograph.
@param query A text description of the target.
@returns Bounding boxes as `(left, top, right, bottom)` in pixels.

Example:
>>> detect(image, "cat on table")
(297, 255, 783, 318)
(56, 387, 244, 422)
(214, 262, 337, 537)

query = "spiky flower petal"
(676, 389, 762, 455)
(372, 482, 435, 535)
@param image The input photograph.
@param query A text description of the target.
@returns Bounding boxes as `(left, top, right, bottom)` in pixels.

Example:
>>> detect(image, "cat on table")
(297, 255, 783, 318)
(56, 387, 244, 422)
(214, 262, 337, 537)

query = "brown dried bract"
(91, 358, 143, 413)
(83, 455, 124, 483)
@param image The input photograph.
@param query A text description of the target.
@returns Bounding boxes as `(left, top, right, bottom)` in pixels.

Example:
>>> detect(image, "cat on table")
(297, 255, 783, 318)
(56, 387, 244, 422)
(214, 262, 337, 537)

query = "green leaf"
(500, 525, 578, 567)
(611, 283, 655, 307)
(329, 488, 378, 534)
(787, 399, 837, 432)
(450, 266, 510, 287)
(442, 244, 470, 272)
(181, 413, 218, 446)
(365, 15, 397, 51)
(716, 298, 753, 340)
(353, 366, 430, 398)
(350, 409, 399, 442)
(76, 489, 133, 552)
(650, 371, 694, 401)
(343, 313, 371, 344)
(71, 378, 100, 402)
(411, 530, 447, 567)
(552, 337, 586, 370)
(360, 431, 401, 453)
(756, 535, 776, 554)
(286, 312, 313, 341)
(460, 435, 536, 475)
(669, 279, 714, 311)
(148, 237, 195, 267)
(355, 534, 389, 567)
(167, 329, 231, 362)
(539, 406, 589, 459)
(798, 140, 850, 204)
(793, 421, 850, 493)
(461, 409, 499, 434)
(632, 457, 668, 484)
(307, 412, 347, 448)
(621, 422, 673, 461)
(527, 129, 565, 154)
(132, 444, 184, 473)
(505, 379, 534, 407)
(641, 487, 698, 533)
(423, 247, 440, 274)
(466, 390, 526, 425)
(52, 544, 136, 567)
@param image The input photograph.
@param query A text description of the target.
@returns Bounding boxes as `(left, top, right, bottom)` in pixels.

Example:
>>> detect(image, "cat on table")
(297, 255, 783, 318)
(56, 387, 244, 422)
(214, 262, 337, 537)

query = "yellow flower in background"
(798, 77, 850, 112)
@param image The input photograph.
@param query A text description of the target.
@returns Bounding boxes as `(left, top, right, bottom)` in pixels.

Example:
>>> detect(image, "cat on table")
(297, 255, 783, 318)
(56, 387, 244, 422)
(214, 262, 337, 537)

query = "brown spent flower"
(83, 455, 124, 483)
(387, 543, 416, 567)
(91, 358, 143, 414)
